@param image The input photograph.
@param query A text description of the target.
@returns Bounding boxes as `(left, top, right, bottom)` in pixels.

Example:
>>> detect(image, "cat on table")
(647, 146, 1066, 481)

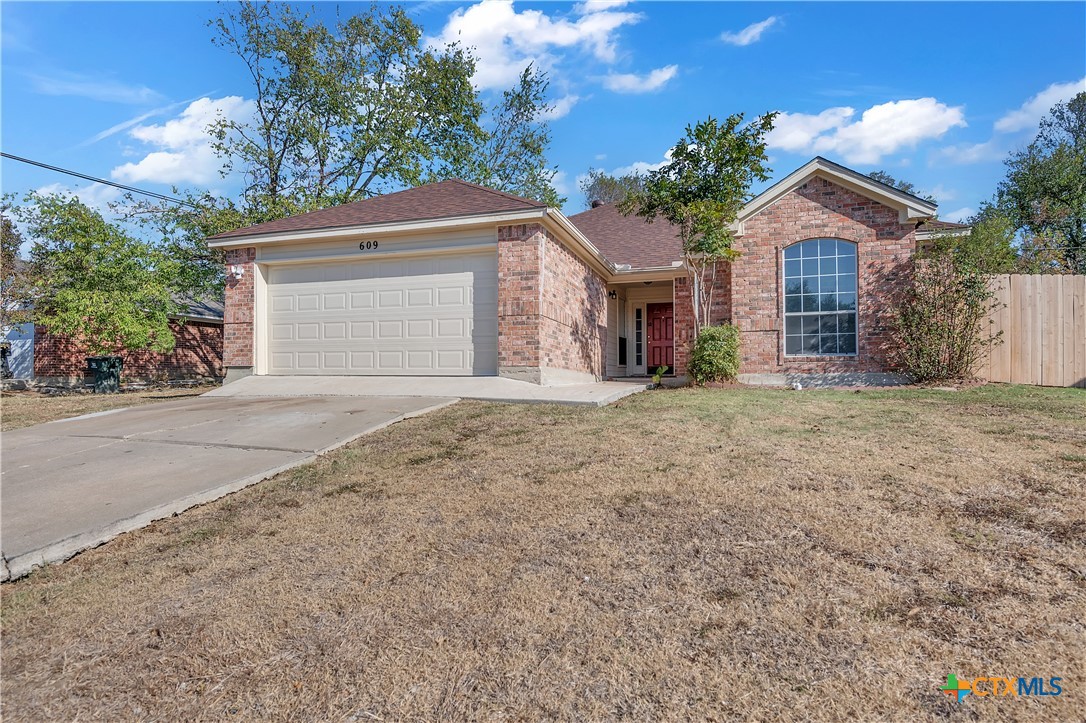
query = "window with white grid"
(783, 239, 858, 356)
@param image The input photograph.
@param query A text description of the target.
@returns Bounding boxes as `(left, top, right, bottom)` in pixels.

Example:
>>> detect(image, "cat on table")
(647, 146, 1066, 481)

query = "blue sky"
(2, 1, 1084, 225)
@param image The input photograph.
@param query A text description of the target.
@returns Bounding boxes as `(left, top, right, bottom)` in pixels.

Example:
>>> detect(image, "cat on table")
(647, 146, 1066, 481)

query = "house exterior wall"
(497, 222, 607, 384)
(496, 223, 543, 376)
(731, 177, 915, 374)
(605, 288, 627, 378)
(224, 247, 257, 377)
(32, 320, 223, 383)
(672, 262, 732, 377)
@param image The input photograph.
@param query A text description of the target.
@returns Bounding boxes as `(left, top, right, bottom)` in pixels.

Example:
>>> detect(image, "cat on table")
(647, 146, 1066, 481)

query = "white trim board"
(734, 156, 939, 234)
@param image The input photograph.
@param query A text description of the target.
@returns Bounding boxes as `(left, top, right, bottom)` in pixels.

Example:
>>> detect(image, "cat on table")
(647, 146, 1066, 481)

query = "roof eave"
(732, 157, 939, 235)
(206, 208, 549, 248)
(610, 263, 686, 282)
(915, 226, 972, 241)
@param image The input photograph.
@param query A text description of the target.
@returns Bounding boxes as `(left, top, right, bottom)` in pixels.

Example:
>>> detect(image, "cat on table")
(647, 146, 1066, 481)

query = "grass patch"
(0, 386, 215, 431)
(1, 383, 1083, 720)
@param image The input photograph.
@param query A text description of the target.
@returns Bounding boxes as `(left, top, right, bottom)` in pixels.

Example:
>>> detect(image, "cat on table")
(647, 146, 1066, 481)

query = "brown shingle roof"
(568, 204, 683, 269)
(209, 179, 546, 240)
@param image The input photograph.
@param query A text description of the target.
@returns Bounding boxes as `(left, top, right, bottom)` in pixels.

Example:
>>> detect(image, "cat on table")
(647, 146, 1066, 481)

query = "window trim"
(781, 238, 859, 358)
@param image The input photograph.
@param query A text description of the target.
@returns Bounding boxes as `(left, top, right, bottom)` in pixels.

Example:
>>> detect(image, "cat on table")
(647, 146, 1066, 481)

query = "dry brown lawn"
(0, 386, 215, 431)
(2, 384, 1084, 721)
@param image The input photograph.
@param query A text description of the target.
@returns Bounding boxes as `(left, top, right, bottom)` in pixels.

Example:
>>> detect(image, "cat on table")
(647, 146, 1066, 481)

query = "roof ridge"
(446, 178, 547, 208)
(811, 156, 937, 208)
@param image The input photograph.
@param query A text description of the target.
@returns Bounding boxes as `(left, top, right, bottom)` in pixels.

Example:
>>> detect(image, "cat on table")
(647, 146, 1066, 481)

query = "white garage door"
(266, 252, 498, 375)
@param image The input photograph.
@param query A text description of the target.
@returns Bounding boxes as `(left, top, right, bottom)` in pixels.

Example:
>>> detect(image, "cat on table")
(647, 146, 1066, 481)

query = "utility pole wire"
(1, 152, 201, 208)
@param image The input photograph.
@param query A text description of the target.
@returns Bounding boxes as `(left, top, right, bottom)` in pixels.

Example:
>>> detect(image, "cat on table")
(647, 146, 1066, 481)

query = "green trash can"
(86, 356, 123, 393)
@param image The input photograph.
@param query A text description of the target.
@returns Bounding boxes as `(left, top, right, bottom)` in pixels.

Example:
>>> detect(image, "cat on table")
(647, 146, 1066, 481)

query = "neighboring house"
(14, 298, 224, 385)
(3, 323, 35, 379)
(208, 157, 961, 385)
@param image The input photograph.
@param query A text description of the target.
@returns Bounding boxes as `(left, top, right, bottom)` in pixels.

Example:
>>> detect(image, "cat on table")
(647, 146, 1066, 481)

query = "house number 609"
(359, 240, 379, 251)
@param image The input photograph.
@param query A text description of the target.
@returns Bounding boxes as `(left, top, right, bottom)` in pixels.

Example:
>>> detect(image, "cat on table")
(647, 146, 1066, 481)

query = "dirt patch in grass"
(0, 386, 215, 431)
(2, 384, 1084, 720)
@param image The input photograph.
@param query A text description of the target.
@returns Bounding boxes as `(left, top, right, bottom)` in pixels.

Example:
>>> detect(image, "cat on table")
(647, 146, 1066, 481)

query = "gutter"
(206, 208, 549, 249)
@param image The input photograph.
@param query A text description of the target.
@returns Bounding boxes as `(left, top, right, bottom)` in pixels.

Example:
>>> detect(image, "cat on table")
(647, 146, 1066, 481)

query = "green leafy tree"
(995, 92, 1086, 273)
(123, 190, 252, 303)
(1, 202, 36, 337)
(954, 202, 1019, 273)
(888, 240, 1001, 382)
(209, 1, 484, 212)
(867, 170, 935, 202)
(579, 168, 645, 208)
(442, 65, 565, 206)
(620, 112, 777, 336)
(16, 193, 182, 355)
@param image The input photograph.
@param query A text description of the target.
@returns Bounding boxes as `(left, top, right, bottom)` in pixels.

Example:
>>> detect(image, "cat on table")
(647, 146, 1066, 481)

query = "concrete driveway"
(1, 394, 453, 580)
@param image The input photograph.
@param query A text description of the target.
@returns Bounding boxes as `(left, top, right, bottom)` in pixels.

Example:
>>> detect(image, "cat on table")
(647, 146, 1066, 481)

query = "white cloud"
(720, 16, 779, 47)
(937, 138, 1003, 165)
(923, 184, 956, 202)
(602, 65, 678, 94)
(428, 0, 642, 91)
(112, 96, 254, 185)
(540, 94, 580, 120)
(594, 153, 607, 161)
(552, 169, 572, 197)
(610, 148, 672, 177)
(573, 0, 631, 13)
(765, 107, 853, 153)
(940, 207, 974, 223)
(767, 98, 966, 164)
(994, 77, 1086, 133)
(27, 70, 163, 105)
(80, 94, 211, 147)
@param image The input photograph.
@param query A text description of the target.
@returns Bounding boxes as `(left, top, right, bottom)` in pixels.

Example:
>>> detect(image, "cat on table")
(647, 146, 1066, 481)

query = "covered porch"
(605, 275, 681, 379)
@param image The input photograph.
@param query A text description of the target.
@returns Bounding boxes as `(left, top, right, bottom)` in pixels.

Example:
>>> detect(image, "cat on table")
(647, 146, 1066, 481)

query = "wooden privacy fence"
(977, 274, 1086, 388)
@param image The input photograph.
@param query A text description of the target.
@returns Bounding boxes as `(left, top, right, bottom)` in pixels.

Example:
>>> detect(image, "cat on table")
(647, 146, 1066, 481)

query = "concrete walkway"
(204, 375, 649, 406)
(1, 395, 453, 581)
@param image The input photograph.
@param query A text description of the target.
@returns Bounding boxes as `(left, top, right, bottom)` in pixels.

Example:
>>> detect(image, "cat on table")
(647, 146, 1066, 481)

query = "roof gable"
(736, 157, 938, 234)
(209, 180, 546, 241)
(566, 204, 683, 270)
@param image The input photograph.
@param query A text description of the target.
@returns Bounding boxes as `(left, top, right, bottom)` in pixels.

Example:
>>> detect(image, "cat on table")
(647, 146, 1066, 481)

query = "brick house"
(208, 157, 957, 386)
(14, 299, 224, 385)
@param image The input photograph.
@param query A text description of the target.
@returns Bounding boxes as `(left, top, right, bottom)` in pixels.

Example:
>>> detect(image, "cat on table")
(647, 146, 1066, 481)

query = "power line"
(1, 151, 200, 208)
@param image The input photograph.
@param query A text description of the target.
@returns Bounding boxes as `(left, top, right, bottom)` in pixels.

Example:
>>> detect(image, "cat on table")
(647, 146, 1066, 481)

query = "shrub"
(688, 323, 740, 383)
(887, 248, 1001, 382)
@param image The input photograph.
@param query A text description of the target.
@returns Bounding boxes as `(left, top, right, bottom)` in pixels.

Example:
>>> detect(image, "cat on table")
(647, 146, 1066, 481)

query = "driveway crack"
(68, 435, 313, 454)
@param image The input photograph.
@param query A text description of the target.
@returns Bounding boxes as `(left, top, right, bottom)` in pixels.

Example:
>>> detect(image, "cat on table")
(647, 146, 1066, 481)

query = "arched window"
(783, 239, 857, 356)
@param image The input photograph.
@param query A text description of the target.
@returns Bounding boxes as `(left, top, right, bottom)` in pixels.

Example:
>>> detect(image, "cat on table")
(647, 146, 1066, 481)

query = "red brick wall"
(497, 223, 543, 371)
(224, 247, 256, 368)
(731, 177, 914, 373)
(672, 262, 732, 377)
(497, 222, 607, 380)
(540, 227, 607, 377)
(33, 320, 223, 381)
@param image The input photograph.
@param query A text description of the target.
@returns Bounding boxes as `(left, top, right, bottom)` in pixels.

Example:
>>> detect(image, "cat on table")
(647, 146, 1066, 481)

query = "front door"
(646, 302, 674, 371)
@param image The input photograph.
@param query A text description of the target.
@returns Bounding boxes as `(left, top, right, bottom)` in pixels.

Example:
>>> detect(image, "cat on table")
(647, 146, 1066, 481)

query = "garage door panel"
(267, 251, 497, 375)
(351, 321, 374, 339)
(378, 320, 403, 339)
(323, 351, 347, 370)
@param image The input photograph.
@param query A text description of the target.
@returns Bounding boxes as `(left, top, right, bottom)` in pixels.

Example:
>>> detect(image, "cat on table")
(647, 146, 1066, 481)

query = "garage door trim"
(256, 241, 497, 268)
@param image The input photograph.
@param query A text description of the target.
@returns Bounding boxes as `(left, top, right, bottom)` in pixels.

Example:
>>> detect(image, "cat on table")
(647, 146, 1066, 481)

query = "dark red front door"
(646, 302, 674, 370)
